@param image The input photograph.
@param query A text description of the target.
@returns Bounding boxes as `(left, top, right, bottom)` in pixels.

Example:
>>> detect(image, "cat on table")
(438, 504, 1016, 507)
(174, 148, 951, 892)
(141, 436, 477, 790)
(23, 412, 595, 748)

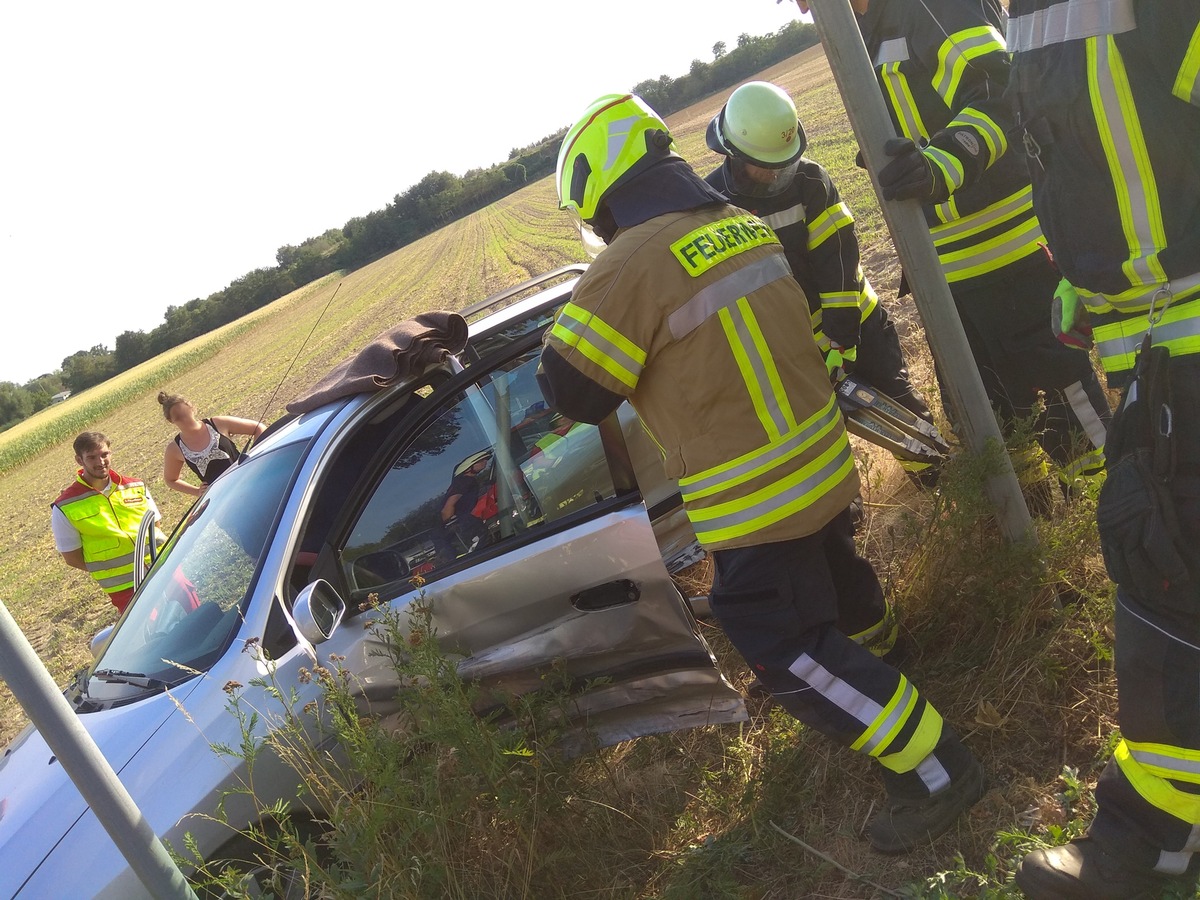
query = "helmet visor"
(728, 157, 801, 199)
(568, 208, 609, 259)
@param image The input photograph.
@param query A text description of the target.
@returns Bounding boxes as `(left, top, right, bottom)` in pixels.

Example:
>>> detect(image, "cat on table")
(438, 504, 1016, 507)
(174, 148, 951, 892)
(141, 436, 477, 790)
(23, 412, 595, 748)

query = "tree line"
(0, 21, 818, 432)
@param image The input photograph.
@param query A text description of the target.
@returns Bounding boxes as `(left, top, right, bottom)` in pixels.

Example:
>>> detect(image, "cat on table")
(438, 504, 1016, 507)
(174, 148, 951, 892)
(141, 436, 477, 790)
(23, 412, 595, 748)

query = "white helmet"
(706, 81, 807, 198)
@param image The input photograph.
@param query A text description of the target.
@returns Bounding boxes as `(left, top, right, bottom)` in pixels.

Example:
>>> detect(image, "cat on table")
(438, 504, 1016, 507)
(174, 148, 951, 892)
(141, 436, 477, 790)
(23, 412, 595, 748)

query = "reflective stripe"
(719, 299, 798, 440)
(925, 146, 965, 193)
(915, 752, 952, 795)
(807, 202, 853, 251)
(551, 304, 646, 389)
(881, 62, 929, 142)
(1156, 827, 1200, 875)
(789, 654, 945, 776)
(687, 437, 855, 544)
(876, 37, 909, 65)
(1115, 739, 1200, 822)
(929, 186, 1035, 245)
(850, 679, 918, 760)
(1174, 25, 1200, 105)
(96, 571, 135, 591)
(821, 290, 860, 309)
(680, 394, 842, 499)
(86, 552, 136, 573)
(934, 26, 1006, 105)
(1126, 740, 1200, 783)
(55, 488, 102, 509)
(789, 652, 884, 737)
(1081, 270, 1200, 315)
(1063, 380, 1108, 449)
(1094, 293, 1200, 372)
(762, 202, 805, 232)
(948, 109, 1008, 164)
(1006, 0, 1135, 52)
(668, 253, 792, 340)
(936, 214, 1044, 281)
(1090, 37, 1168, 289)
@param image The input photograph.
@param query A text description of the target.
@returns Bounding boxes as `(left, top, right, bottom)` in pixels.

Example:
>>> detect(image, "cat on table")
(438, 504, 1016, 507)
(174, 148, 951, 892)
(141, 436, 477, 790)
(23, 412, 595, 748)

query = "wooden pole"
(804, 0, 1034, 544)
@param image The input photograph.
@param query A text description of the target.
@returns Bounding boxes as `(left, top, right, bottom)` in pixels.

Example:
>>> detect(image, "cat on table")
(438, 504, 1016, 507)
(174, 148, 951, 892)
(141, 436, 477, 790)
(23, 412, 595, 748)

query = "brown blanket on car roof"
(286, 310, 469, 415)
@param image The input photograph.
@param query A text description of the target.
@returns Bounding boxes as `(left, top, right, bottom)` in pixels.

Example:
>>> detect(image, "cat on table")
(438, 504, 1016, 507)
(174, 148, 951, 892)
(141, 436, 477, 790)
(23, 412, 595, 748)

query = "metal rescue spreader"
(834, 372, 951, 463)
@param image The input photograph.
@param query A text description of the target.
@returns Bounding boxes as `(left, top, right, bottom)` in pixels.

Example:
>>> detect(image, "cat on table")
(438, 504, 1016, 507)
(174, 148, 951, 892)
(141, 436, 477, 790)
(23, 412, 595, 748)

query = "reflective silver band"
(1006, 0, 1135, 52)
(87, 552, 135, 573)
(876, 37, 910, 65)
(762, 202, 806, 232)
(668, 253, 792, 340)
(555, 313, 645, 383)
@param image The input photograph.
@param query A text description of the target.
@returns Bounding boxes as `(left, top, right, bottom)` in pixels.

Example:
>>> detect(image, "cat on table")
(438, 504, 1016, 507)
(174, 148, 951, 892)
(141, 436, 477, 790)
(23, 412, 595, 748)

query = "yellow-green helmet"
(556, 93, 679, 225)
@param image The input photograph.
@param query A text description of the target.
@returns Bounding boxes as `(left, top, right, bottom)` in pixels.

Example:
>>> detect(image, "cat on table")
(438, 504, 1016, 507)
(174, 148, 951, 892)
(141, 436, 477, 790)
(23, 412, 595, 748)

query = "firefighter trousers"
(709, 507, 975, 800)
(940, 253, 1111, 482)
(1090, 369, 1200, 874)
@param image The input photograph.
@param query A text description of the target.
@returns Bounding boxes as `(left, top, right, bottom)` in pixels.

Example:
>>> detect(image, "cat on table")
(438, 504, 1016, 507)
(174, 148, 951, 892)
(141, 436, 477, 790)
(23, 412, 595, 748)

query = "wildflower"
(303, 701, 318, 716)
(222, 681, 243, 695)
(298, 667, 312, 684)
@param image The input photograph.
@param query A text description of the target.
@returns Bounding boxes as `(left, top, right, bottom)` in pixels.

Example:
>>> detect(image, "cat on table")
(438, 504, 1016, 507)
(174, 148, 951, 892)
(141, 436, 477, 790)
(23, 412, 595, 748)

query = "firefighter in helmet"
(538, 92, 985, 854)
(706, 80, 941, 486)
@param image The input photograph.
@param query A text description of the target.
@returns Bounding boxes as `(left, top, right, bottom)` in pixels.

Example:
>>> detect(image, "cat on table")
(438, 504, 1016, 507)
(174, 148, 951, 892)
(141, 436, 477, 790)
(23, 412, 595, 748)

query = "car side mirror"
(89, 625, 115, 660)
(293, 579, 347, 644)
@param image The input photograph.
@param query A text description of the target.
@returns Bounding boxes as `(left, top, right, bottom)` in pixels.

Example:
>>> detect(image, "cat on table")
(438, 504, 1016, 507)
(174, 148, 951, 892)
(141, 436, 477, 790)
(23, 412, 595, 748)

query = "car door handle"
(571, 579, 640, 611)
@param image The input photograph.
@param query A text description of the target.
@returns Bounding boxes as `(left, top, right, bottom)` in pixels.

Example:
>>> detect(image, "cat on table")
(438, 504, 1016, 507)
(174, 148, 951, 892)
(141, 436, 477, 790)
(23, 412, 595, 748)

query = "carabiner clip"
(1147, 285, 1174, 339)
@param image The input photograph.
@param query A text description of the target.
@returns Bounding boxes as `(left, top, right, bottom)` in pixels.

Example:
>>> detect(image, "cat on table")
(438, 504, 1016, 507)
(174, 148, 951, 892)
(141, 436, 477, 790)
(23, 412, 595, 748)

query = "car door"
(320, 340, 746, 750)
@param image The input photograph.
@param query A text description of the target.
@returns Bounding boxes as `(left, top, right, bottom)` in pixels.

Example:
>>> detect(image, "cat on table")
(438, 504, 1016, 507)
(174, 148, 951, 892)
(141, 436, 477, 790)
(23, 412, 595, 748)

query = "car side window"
(341, 348, 617, 596)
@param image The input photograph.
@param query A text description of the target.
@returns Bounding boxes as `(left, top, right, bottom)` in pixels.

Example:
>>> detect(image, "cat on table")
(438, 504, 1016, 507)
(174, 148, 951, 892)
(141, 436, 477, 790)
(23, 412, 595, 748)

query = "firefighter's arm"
(537, 344, 625, 425)
(882, 7, 1012, 200)
(806, 166, 863, 351)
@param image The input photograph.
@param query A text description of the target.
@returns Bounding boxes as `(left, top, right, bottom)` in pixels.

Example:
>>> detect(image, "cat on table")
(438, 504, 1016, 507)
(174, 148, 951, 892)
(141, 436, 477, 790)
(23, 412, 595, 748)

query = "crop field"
(0, 44, 1136, 898)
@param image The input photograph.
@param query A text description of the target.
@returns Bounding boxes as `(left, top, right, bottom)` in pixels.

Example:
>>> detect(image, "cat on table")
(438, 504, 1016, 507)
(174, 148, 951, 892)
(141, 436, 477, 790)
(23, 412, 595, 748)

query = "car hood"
(0, 678, 202, 897)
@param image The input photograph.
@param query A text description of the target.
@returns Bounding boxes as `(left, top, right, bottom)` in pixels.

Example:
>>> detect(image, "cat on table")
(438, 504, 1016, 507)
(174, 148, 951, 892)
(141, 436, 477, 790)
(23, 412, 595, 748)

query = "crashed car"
(0, 265, 746, 898)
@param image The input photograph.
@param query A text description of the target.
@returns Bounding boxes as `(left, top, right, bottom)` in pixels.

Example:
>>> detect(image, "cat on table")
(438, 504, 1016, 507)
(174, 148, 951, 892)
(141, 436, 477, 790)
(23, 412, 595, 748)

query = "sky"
(1, 1, 804, 386)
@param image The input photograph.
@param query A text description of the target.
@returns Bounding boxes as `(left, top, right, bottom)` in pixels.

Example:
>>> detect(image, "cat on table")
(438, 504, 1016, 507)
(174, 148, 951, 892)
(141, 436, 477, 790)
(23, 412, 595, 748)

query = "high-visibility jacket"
(539, 203, 860, 551)
(53, 470, 150, 598)
(857, 0, 1046, 283)
(704, 158, 879, 352)
(1007, 0, 1200, 382)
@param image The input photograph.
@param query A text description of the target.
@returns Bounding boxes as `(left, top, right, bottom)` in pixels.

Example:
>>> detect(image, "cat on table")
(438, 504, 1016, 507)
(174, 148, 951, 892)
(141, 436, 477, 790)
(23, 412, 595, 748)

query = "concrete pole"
(0, 601, 197, 899)
(804, 0, 1034, 544)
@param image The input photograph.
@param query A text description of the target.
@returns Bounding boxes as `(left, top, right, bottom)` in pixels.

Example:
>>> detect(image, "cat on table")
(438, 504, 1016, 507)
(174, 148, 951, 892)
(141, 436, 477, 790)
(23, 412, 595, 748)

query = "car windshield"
(91, 441, 306, 690)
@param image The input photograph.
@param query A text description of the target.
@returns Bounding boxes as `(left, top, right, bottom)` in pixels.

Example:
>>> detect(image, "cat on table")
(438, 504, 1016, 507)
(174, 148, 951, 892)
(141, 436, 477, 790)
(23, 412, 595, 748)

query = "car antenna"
(248, 280, 343, 447)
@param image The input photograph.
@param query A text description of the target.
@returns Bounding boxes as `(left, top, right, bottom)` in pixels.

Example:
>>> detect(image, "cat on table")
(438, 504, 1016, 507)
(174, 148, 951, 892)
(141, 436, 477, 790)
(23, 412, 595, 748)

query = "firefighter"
(824, 0, 1112, 496)
(1003, 2, 1200, 897)
(538, 92, 985, 853)
(705, 80, 941, 487)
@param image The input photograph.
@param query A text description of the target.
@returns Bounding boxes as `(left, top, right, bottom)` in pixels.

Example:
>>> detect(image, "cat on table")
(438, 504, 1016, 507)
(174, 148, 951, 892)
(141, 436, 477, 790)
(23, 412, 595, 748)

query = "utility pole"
(0, 601, 197, 899)
(804, 0, 1034, 544)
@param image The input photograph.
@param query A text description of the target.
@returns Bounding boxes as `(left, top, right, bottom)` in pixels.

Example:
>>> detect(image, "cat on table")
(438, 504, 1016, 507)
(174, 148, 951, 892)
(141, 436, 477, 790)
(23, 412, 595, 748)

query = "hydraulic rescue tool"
(834, 371, 950, 464)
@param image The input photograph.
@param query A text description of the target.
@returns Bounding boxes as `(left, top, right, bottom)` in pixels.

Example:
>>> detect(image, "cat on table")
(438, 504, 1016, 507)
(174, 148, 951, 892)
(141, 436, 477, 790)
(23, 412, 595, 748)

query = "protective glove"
(820, 306, 861, 355)
(877, 138, 949, 203)
(1050, 277, 1093, 350)
(825, 344, 857, 378)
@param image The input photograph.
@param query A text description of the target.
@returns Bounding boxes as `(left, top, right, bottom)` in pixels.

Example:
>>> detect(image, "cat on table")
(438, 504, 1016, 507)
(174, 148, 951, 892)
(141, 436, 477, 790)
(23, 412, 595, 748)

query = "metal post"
(805, 0, 1034, 543)
(0, 601, 197, 899)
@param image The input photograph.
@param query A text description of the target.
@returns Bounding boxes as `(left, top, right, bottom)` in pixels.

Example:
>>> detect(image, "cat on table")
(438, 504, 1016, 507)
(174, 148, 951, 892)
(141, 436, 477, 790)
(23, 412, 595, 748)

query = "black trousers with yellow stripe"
(709, 507, 974, 801)
(1090, 371, 1200, 874)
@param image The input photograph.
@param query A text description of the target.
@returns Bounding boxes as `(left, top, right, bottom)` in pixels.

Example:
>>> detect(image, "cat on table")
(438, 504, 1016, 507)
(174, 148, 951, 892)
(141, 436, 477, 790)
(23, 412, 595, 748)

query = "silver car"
(0, 265, 745, 898)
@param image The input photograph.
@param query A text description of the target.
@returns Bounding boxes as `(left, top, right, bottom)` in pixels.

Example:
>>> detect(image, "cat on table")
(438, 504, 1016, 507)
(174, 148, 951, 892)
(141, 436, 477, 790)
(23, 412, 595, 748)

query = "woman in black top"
(158, 391, 266, 497)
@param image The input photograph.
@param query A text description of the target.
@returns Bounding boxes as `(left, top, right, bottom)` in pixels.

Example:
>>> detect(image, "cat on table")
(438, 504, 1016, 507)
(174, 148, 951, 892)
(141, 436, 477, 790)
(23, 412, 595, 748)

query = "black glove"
(820, 306, 861, 354)
(877, 138, 948, 203)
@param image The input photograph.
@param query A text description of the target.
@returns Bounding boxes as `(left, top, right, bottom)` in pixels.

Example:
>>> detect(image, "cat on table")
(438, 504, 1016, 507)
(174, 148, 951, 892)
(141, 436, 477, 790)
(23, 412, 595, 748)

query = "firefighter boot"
(867, 756, 986, 854)
(1015, 837, 1182, 900)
